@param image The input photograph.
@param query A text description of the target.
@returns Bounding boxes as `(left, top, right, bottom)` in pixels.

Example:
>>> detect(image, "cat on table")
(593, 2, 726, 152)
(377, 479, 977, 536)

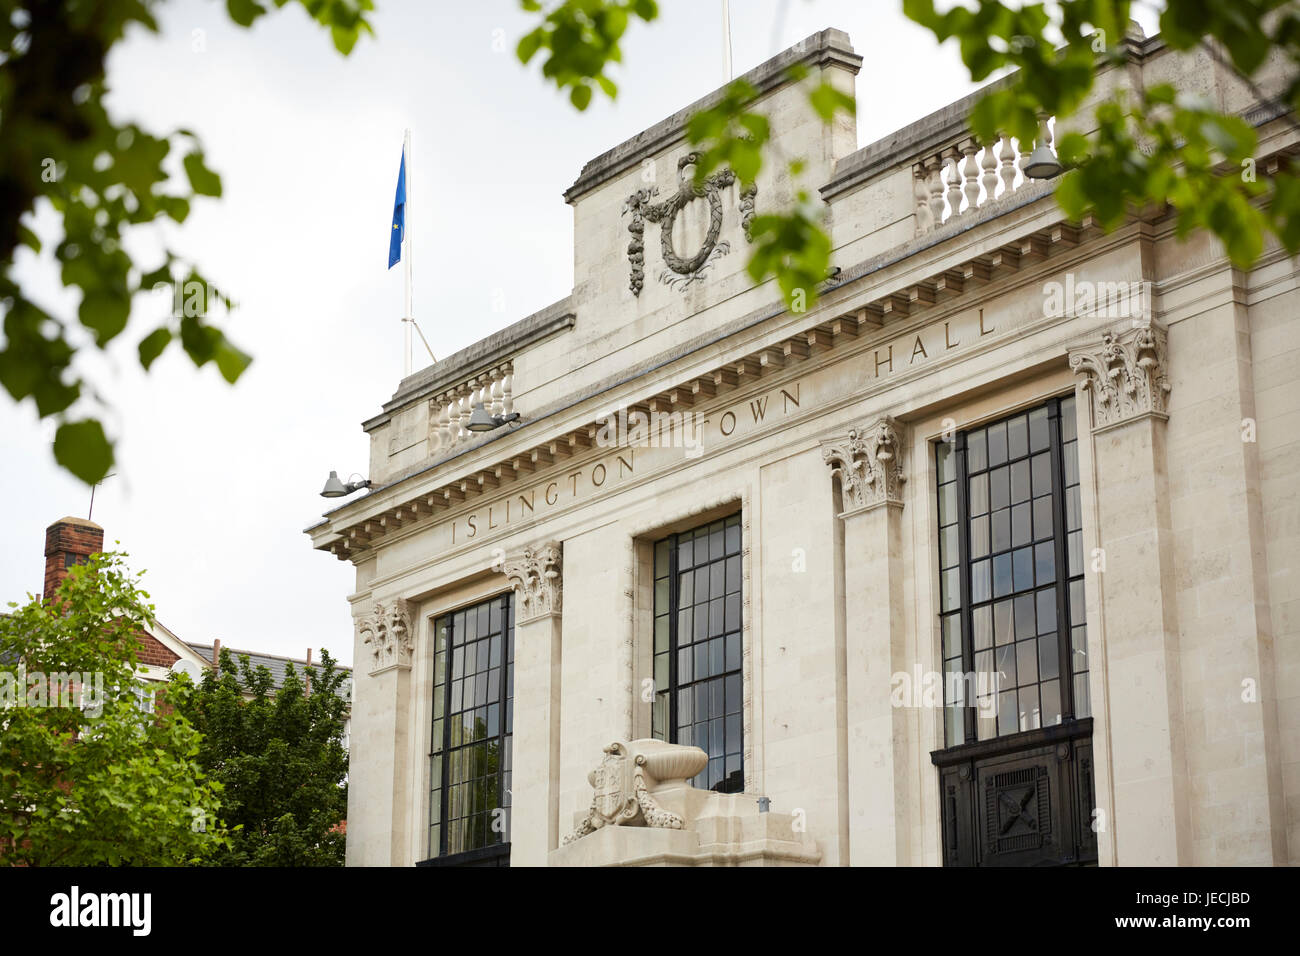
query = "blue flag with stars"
(388, 150, 406, 269)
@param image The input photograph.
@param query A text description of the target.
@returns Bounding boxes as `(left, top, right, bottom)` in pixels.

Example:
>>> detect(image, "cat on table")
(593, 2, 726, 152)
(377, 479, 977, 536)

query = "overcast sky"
(1, 1, 1159, 666)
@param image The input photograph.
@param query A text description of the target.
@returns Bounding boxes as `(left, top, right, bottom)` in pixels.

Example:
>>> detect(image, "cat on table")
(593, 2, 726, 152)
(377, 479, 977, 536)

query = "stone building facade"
(308, 27, 1298, 866)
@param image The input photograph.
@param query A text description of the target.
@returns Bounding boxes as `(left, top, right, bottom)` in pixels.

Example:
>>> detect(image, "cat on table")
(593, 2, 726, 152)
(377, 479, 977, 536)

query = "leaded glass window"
(429, 593, 514, 859)
(937, 396, 1090, 747)
(651, 514, 743, 793)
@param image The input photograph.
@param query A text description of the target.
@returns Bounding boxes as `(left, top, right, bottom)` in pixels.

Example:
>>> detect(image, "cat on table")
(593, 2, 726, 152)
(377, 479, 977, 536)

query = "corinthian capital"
(1069, 321, 1172, 432)
(357, 598, 414, 675)
(821, 416, 906, 514)
(502, 541, 562, 623)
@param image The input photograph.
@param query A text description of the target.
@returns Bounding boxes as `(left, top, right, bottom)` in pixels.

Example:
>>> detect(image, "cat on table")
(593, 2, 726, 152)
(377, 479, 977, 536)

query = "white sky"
(0, 1, 1159, 666)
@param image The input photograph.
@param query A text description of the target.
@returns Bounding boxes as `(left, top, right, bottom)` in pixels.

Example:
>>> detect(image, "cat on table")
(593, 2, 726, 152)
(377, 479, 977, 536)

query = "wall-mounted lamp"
(1023, 117, 1063, 180)
(466, 402, 521, 433)
(320, 471, 371, 498)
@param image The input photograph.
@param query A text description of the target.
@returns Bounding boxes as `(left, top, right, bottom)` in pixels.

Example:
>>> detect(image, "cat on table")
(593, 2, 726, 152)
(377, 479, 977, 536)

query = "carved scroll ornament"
(623, 153, 757, 296)
(501, 542, 562, 623)
(821, 415, 907, 513)
(357, 598, 413, 675)
(1068, 321, 1172, 431)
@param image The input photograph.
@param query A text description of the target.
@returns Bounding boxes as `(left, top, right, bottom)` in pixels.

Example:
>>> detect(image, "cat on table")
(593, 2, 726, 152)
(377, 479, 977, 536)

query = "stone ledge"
(563, 28, 862, 205)
(365, 298, 576, 430)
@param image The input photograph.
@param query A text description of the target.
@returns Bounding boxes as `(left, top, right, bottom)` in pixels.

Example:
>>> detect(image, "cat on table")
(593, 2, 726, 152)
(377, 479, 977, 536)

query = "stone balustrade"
(912, 120, 1054, 235)
(428, 361, 515, 453)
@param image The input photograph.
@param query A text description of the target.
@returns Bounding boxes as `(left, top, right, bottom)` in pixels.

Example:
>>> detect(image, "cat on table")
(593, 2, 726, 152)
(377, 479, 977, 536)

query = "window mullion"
(954, 431, 976, 744)
(667, 534, 679, 743)
(1048, 399, 1075, 721)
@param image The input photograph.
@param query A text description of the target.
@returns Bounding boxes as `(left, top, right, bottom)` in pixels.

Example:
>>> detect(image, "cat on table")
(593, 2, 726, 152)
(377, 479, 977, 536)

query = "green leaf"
(570, 83, 593, 110)
(53, 420, 114, 485)
(183, 152, 223, 198)
(138, 328, 172, 370)
(213, 337, 252, 384)
(79, 290, 131, 345)
(226, 0, 266, 27)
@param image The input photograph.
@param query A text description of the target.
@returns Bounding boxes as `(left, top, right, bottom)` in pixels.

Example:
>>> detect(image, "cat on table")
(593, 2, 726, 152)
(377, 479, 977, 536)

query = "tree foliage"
(0, 0, 374, 485)
(517, 0, 1300, 305)
(176, 646, 349, 866)
(0, 550, 228, 865)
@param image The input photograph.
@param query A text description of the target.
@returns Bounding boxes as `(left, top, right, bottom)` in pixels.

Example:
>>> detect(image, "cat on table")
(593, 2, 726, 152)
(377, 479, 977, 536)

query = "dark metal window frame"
(651, 514, 744, 793)
(424, 592, 514, 865)
(938, 394, 1088, 747)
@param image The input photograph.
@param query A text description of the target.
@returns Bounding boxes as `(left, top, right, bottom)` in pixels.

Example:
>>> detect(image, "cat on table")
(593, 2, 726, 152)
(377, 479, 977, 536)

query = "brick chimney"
(43, 516, 104, 602)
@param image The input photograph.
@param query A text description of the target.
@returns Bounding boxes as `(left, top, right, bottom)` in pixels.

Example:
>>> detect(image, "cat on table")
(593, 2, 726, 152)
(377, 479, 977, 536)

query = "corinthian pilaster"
(821, 415, 906, 513)
(502, 542, 563, 622)
(822, 413, 915, 864)
(499, 540, 565, 864)
(1068, 321, 1172, 432)
(357, 598, 414, 675)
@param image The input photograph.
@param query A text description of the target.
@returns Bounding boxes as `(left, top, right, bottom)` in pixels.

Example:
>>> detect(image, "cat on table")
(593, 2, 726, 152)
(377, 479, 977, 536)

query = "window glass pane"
(941, 568, 960, 611)
(1040, 679, 1061, 726)
(1033, 495, 1053, 541)
(1016, 640, 1038, 686)
(1031, 452, 1051, 497)
(1039, 635, 1060, 681)
(989, 467, 1009, 511)
(1012, 502, 1032, 548)
(992, 553, 1012, 598)
(969, 515, 989, 559)
(1029, 406, 1050, 452)
(1061, 397, 1077, 442)
(1074, 672, 1091, 718)
(1036, 588, 1057, 635)
(1013, 546, 1034, 592)
(936, 440, 955, 483)
(943, 613, 963, 659)
(1019, 686, 1040, 731)
(1010, 459, 1030, 503)
(991, 509, 1010, 553)
(967, 429, 987, 472)
(987, 421, 1008, 466)
(971, 605, 992, 651)
(940, 525, 959, 569)
(1035, 541, 1056, 586)
(969, 474, 988, 515)
(654, 538, 669, 576)
(939, 483, 957, 526)
(993, 600, 1013, 647)
(1008, 415, 1029, 460)
(971, 559, 991, 604)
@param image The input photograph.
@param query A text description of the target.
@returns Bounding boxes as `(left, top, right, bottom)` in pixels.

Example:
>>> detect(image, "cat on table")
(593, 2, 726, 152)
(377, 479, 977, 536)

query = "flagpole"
(722, 0, 732, 82)
(403, 128, 413, 378)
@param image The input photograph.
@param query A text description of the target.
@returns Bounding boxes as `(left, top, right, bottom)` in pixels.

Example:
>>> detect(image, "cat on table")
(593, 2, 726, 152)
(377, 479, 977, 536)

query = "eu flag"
(388, 151, 406, 269)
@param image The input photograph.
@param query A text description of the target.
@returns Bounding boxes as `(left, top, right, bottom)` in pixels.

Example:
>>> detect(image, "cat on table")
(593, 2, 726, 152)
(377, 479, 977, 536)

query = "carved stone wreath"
(622, 153, 757, 296)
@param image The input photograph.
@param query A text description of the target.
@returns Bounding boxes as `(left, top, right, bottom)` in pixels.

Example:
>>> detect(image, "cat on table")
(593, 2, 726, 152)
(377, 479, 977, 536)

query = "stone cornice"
(564, 29, 862, 204)
(501, 542, 562, 623)
(822, 416, 906, 514)
(312, 208, 1108, 561)
(1068, 320, 1172, 433)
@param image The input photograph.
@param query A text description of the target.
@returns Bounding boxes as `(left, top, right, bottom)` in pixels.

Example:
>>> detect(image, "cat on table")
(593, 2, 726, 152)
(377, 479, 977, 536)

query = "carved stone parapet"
(821, 415, 907, 514)
(1068, 321, 1172, 432)
(563, 739, 708, 844)
(357, 598, 414, 675)
(502, 541, 562, 623)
